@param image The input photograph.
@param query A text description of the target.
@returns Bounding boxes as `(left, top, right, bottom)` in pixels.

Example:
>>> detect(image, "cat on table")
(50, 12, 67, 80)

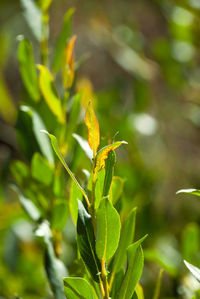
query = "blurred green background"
(1, 0, 200, 298)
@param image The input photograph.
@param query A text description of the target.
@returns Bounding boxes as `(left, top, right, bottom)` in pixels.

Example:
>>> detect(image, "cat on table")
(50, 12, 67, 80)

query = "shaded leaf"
(38, 65, 65, 124)
(153, 269, 164, 299)
(20, 0, 42, 41)
(96, 198, 121, 260)
(117, 235, 147, 299)
(18, 37, 39, 101)
(85, 101, 100, 157)
(182, 223, 199, 264)
(66, 93, 81, 143)
(11, 184, 41, 222)
(184, 260, 200, 282)
(52, 8, 75, 72)
(63, 277, 97, 299)
(51, 201, 69, 231)
(77, 200, 101, 282)
(31, 152, 53, 185)
(109, 208, 137, 287)
(10, 160, 29, 186)
(103, 150, 115, 198)
(69, 180, 82, 225)
(62, 35, 76, 89)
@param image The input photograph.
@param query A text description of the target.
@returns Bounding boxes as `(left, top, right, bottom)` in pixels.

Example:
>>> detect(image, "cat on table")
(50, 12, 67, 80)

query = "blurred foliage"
(1, 0, 200, 298)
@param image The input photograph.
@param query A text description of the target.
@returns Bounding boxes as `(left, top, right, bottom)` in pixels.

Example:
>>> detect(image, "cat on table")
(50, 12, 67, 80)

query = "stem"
(101, 259, 109, 299)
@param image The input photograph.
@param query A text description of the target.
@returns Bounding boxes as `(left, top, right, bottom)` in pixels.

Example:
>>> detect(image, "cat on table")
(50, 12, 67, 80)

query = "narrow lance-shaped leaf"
(63, 277, 97, 299)
(37, 65, 65, 124)
(77, 200, 101, 282)
(18, 37, 40, 101)
(85, 101, 100, 157)
(103, 150, 115, 198)
(153, 269, 164, 299)
(96, 197, 121, 260)
(41, 130, 90, 206)
(52, 8, 75, 72)
(176, 189, 200, 197)
(62, 35, 76, 89)
(20, 0, 42, 41)
(94, 141, 127, 179)
(135, 284, 145, 299)
(117, 235, 147, 299)
(73, 133, 93, 162)
(109, 208, 137, 288)
(184, 260, 200, 282)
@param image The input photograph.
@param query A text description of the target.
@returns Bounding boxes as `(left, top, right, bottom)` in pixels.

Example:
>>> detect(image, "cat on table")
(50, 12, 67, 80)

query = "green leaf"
(63, 277, 97, 299)
(20, 0, 42, 41)
(11, 184, 41, 222)
(182, 223, 199, 263)
(10, 160, 29, 185)
(42, 130, 90, 206)
(135, 284, 144, 299)
(117, 235, 147, 299)
(109, 208, 137, 286)
(111, 270, 124, 298)
(52, 8, 75, 72)
(153, 269, 164, 299)
(110, 176, 124, 205)
(77, 200, 101, 282)
(38, 65, 65, 124)
(18, 37, 40, 101)
(69, 180, 82, 225)
(32, 110, 54, 164)
(31, 153, 53, 185)
(95, 169, 105, 209)
(103, 150, 115, 198)
(184, 260, 200, 282)
(51, 201, 69, 231)
(36, 221, 67, 299)
(96, 198, 121, 260)
(37, 0, 52, 11)
(66, 93, 81, 143)
(73, 133, 93, 162)
(176, 189, 200, 197)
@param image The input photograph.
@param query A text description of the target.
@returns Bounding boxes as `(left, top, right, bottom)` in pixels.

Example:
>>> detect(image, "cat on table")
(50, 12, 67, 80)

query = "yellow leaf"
(62, 35, 76, 89)
(76, 77, 96, 108)
(85, 101, 100, 157)
(94, 141, 127, 178)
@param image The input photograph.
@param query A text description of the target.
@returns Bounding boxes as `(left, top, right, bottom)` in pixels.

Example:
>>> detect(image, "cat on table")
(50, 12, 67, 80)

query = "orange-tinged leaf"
(85, 101, 100, 156)
(62, 35, 76, 89)
(94, 141, 127, 178)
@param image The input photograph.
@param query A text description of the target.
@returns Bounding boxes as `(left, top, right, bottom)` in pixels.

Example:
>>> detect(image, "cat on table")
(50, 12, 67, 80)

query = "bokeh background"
(1, 0, 200, 298)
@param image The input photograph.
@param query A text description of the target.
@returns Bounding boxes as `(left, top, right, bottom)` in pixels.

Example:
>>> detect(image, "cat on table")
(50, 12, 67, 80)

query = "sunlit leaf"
(63, 277, 97, 299)
(85, 101, 100, 157)
(20, 0, 42, 41)
(69, 180, 82, 225)
(135, 283, 144, 299)
(117, 235, 147, 299)
(18, 37, 40, 101)
(38, 65, 65, 124)
(52, 8, 75, 72)
(96, 198, 121, 260)
(31, 153, 53, 185)
(62, 35, 76, 89)
(153, 269, 164, 299)
(109, 208, 137, 288)
(73, 133, 93, 162)
(176, 189, 200, 197)
(11, 184, 41, 222)
(184, 260, 200, 282)
(77, 200, 101, 282)
(42, 130, 90, 206)
(94, 141, 127, 178)
(37, 0, 52, 11)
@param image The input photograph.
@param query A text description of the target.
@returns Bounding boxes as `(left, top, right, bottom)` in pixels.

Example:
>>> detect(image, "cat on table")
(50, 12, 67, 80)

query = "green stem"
(101, 259, 109, 299)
